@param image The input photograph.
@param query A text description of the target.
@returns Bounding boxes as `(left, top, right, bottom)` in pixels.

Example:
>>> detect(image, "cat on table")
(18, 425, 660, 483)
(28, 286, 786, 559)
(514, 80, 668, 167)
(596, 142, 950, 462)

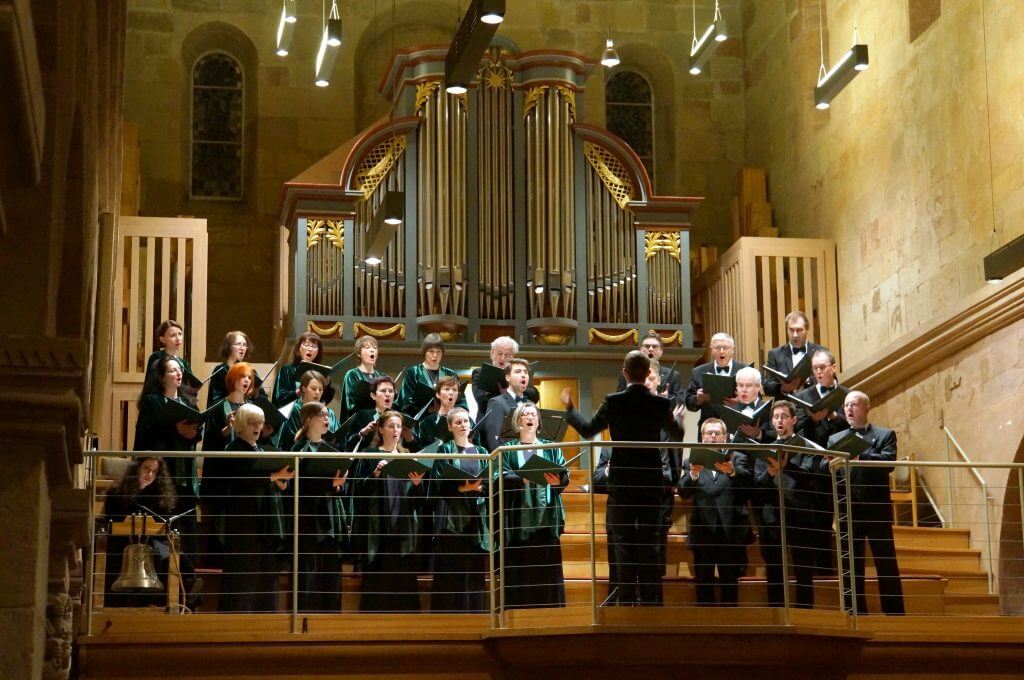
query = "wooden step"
(559, 533, 690, 565)
(857, 614, 1024, 640)
(898, 568, 990, 594)
(942, 593, 1002, 616)
(562, 575, 947, 613)
(882, 547, 982, 573)
(893, 525, 972, 551)
(561, 492, 688, 534)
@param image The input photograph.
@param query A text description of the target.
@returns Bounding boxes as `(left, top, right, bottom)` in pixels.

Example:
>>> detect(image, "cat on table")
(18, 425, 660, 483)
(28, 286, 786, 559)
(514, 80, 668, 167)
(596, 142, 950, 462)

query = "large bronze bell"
(111, 514, 164, 592)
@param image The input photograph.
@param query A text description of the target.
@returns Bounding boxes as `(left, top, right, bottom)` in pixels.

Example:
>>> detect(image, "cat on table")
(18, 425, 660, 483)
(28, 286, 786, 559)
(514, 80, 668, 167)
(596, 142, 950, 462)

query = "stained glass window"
(605, 70, 654, 184)
(191, 52, 243, 199)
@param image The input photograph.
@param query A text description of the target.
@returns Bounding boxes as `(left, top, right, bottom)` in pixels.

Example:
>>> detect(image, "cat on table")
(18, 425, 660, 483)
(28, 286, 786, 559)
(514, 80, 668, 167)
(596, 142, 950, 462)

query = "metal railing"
(942, 426, 996, 593)
(83, 442, 1024, 635)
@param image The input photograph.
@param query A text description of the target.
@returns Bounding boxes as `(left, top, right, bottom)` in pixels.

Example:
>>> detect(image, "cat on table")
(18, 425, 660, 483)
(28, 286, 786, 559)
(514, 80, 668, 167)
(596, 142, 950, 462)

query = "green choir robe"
(351, 447, 424, 564)
(292, 439, 350, 554)
(340, 367, 384, 419)
(430, 440, 490, 551)
(279, 399, 339, 451)
(500, 439, 568, 543)
(396, 363, 467, 416)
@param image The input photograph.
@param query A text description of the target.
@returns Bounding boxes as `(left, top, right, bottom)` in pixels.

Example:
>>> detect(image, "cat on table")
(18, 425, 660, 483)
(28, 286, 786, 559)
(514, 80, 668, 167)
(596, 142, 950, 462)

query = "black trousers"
(297, 534, 342, 613)
(757, 522, 816, 609)
(360, 534, 421, 613)
(607, 491, 662, 605)
(691, 536, 746, 606)
(841, 505, 905, 615)
(604, 499, 623, 605)
(504, 533, 565, 609)
(431, 532, 487, 613)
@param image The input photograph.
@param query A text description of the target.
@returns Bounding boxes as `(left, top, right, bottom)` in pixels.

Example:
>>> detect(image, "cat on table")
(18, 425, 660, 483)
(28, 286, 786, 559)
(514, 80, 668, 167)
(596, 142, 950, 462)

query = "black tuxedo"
(684, 360, 748, 429)
(728, 398, 776, 443)
(567, 384, 678, 605)
(794, 383, 849, 448)
(593, 434, 678, 606)
(471, 366, 507, 417)
(617, 366, 683, 401)
(678, 458, 752, 605)
(750, 435, 829, 608)
(827, 423, 905, 615)
(763, 341, 826, 398)
(794, 383, 848, 575)
(479, 391, 525, 453)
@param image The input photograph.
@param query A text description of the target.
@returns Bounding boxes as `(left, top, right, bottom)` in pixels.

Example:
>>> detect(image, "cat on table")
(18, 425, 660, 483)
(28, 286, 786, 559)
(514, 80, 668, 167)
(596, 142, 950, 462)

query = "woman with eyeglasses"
(292, 401, 350, 612)
(273, 332, 336, 408)
(500, 401, 568, 609)
(396, 333, 466, 417)
(209, 331, 257, 405)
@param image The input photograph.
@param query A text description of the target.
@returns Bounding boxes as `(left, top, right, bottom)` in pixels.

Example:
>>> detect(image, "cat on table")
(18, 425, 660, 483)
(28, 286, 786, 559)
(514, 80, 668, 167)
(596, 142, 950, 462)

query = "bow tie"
(820, 385, 835, 393)
(716, 367, 729, 375)
(791, 345, 806, 356)
(853, 427, 868, 435)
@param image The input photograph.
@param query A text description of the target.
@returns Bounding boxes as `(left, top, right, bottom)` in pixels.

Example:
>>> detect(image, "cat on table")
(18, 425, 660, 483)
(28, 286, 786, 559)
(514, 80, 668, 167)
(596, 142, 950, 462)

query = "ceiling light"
(601, 38, 620, 68)
(814, 44, 869, 109)
(327, 1, 342, 47)
(983, 231, 1024, 285)
(444, 0, 504, 95)
(689, 1, 726, 77)
(364, 190, 404, 264)
(276, 1, 295, 57)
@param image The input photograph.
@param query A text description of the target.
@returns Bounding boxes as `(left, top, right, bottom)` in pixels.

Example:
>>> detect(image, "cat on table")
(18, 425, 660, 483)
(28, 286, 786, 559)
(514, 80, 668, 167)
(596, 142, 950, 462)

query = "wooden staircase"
(559, 487, 1000, 615)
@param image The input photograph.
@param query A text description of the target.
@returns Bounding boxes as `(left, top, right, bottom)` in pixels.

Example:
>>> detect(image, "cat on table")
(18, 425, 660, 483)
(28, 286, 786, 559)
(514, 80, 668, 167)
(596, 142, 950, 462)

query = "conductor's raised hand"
(560, 388, 573, 409)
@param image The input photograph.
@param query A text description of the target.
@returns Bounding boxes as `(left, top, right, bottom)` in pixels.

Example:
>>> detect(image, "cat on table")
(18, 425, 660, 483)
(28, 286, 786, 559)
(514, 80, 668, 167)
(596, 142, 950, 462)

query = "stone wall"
(124, 0, 745, 359)
(742, 0, 1024, 595)
(742, 0, 1024, 366)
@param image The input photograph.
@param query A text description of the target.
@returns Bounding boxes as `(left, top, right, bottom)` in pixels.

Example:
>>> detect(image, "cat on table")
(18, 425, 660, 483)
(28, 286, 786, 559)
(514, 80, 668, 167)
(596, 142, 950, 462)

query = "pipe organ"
(279, 46, 702, 350)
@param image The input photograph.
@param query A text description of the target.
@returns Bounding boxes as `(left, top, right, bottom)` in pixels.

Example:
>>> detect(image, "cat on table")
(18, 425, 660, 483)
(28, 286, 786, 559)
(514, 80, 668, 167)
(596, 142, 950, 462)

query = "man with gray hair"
(616, 330, 682, 399)
(472, 336, 537, 415)
(685, 332, 749, 429)
(827, 390, 905, 615)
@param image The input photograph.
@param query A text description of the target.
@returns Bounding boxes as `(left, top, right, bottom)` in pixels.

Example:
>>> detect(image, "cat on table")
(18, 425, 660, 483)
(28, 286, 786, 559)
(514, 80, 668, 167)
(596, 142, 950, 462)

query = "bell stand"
(96, 516, 185, 614)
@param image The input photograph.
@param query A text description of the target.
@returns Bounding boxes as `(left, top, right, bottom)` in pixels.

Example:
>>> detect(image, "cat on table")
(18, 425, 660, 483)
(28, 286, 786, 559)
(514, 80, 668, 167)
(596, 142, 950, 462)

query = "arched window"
(190, 51, 244, 199)
(605, 70, 655, 185)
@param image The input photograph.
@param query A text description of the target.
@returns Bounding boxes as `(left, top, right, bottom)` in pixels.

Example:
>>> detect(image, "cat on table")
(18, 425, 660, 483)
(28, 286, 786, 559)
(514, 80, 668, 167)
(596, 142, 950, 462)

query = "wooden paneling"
(693, 237, 840, 368)
(96, 216, 208, 449)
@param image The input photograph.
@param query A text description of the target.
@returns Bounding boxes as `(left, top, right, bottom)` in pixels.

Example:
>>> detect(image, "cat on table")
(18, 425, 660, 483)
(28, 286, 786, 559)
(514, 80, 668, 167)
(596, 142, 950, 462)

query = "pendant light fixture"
(276, 0, 297, 56)
(445, 0, 505, 94)
(689, 0, 727, 76)
(600, 0, 620, 68)
(814, 9, 869, 109)
(314, 0, 342, 87)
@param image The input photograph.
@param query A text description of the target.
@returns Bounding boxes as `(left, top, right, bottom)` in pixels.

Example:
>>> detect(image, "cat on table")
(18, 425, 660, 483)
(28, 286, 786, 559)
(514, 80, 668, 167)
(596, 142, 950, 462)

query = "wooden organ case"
(277, 45, 703, 355)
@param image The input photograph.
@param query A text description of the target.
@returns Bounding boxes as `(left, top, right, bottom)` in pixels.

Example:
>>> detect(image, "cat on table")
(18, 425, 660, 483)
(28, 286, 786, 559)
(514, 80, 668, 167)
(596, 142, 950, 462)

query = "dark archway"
(999, 437, 1024, 614)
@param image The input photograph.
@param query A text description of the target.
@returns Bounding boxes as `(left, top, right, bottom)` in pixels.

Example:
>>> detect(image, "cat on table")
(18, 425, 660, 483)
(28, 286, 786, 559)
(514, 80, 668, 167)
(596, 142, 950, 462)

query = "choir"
(115, 311, 902, 615)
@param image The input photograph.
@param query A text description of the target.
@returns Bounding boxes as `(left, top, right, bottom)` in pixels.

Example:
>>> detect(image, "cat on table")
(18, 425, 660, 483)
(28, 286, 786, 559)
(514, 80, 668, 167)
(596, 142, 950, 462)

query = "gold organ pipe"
(480, 86, 490, 318)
